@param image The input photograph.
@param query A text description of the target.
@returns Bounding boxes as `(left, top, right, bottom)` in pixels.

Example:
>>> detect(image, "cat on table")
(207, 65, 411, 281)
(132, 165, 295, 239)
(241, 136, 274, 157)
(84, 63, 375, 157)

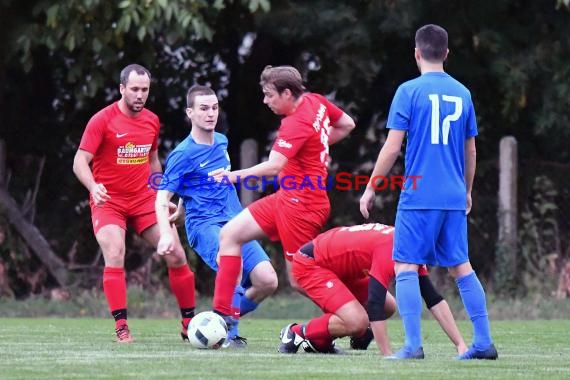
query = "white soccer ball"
(187, 311, 228, 349)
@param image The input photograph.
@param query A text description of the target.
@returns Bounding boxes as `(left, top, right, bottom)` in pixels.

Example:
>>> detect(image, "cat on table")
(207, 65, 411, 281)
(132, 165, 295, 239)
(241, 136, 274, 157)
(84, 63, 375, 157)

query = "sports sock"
(303, 313, 333, 350)
(228, 285, 245, 338)
(395, 270, 423, 350)
(103, 267, 127, 325)
(240, 295, 259, 317)
(168, 265, 196, 319)
(456, 271, 493, 349)
(291, 324, 304, 337)
(213, 255, 242, 316)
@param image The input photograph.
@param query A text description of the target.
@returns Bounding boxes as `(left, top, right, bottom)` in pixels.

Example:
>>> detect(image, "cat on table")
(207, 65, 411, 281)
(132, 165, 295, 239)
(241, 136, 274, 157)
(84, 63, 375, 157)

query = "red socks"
(303, 313, 333, 350)
(168, 265, 196, 310)
(105, 265, 197, 328)
(213, 255, 242, 315)
(103, 267, 126, 313)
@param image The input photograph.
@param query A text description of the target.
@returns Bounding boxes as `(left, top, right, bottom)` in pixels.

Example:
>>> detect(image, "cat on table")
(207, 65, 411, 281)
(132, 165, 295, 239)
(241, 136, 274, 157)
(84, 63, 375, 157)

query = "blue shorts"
(393, 209, 468, 267)
(189, 222, 270, 289)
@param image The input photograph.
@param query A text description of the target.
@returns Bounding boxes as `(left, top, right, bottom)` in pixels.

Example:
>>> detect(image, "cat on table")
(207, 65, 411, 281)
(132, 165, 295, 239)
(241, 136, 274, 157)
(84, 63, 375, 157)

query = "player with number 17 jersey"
(387, 72, 478, 210)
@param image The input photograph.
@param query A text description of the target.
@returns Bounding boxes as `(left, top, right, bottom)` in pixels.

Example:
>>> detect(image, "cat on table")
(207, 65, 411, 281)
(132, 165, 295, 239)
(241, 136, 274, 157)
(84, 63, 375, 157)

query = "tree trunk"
(0, 188, 69, 287)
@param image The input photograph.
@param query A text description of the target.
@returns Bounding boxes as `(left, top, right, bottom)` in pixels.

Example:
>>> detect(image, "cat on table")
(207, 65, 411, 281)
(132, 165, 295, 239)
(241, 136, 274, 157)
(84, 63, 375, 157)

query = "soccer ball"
(187, 311, 228, 349)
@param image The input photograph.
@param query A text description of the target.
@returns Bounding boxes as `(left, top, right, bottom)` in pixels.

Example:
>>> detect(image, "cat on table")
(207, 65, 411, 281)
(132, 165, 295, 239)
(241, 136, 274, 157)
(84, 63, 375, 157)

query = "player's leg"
(134, 192, 196, 341)
(276, 205, 330, 293)
(240, 240, 278, 315)
(280, 254, 365, 354)
(214, 208, 266, 327)
(91, 199, 134, 343)
(220, 242, 278, 347)
(295, 300, 367, 355)
(347, 276, 390, 351)
(390, 209, 441, 359)
(441, 211, 497, 360)
(418, 270, 468, 354)
(95, 222, 132, 343)
(191, 224, 245, 345)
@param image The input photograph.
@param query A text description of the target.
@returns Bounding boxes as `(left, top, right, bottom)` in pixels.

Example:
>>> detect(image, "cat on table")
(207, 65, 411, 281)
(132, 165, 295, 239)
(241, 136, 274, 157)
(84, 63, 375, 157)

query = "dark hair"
(186, 85, 216, 108)
(120, 64, 151, 85)
(259, 65, 305, 98)
(415, 24, 448, 62)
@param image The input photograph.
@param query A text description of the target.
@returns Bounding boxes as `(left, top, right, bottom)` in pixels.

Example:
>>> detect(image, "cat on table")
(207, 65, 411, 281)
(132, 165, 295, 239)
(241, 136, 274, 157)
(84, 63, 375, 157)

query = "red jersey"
(79, 102, 160, 195)
(271, 93, 343, 209)
(312, 223, 428, 288)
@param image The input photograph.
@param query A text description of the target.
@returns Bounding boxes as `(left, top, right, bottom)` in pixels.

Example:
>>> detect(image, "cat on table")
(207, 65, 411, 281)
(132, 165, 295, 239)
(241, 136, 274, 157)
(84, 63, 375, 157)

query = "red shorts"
(292, 254, 368, 313)
(90, 188, 157, 235)
(248, 193, 329, 261)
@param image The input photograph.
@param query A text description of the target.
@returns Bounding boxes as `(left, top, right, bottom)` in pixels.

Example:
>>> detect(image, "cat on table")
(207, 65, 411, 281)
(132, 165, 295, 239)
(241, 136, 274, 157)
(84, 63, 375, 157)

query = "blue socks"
(228, 285, 245, 339)
(456, 271, 493, 349)
(228, 285, 260, 338)
(395, 271, 423, 350)
(240, 295, 259, 317)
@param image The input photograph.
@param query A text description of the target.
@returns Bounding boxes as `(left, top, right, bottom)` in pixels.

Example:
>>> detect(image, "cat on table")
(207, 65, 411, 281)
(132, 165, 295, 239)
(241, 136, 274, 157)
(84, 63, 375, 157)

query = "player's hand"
(359, 187, 375, 219)
(466, 192, 472, 215)
(157, 233, 175, 255)
(211, 169, 234, 183)
(168, 200, 183, 225)
(90, 183, 111, 206)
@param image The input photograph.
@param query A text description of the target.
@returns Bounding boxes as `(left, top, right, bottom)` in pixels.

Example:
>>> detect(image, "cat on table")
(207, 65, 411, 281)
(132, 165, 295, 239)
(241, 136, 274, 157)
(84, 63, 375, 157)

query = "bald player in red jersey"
(210, 66, 355, 328)
(277, 223, 468, 356)
(73, 64, 195, 343)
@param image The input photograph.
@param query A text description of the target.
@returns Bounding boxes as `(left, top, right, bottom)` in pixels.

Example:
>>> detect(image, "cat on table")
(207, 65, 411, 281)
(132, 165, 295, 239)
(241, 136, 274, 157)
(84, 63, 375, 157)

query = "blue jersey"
(162, 133, 243, 241)
(387, 72, 478, 210)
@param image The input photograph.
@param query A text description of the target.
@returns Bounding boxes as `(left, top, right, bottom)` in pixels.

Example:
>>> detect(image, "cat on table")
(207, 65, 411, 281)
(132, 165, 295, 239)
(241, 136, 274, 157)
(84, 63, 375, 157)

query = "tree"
(1, 0, 569, 296)
(0, 0, 269, 295)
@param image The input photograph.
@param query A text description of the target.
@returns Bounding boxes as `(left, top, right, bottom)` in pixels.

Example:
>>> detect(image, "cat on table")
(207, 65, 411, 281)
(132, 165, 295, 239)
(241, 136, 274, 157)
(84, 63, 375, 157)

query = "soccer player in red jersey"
(73, 64, 195, 343)
(210, 65, 355, 327)
(277, 223, 468, 356)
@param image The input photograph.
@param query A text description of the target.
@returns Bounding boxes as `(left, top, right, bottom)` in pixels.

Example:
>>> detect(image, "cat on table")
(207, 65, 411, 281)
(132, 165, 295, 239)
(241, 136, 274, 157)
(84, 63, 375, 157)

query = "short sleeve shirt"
(271, 93, 343, 209)
(79, 102, 160, 195)
(387, 72, 478, 210)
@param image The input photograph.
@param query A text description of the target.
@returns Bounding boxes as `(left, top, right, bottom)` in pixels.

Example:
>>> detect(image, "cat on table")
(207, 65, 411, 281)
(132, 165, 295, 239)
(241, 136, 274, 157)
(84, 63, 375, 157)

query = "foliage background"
(0, 0, 569, 299)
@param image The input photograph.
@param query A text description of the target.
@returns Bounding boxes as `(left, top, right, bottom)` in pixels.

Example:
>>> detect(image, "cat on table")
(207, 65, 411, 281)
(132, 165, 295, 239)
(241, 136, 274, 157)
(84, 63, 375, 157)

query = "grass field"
(0, 318, 568, 380)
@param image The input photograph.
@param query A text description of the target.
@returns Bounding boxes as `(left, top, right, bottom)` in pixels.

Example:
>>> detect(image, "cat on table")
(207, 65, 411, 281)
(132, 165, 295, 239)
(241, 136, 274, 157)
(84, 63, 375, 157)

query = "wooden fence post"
(239, 139, 258, 206)
(496, 136, 518, 292)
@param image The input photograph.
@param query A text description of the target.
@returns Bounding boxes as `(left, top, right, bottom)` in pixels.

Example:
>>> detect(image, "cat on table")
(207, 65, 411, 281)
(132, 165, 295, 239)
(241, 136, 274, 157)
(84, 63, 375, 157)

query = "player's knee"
(262, 272, 278, 293)
(102, 247, 126, 266)
(345, 312, 369, 337)
(257, 275, 278, 298)
(219, 224, 239, 246)
(164, 248, 187, 267)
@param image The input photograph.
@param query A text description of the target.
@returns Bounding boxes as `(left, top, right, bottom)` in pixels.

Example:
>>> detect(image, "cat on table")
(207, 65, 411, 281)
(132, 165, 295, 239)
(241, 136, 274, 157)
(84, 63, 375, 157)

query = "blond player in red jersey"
(211, 66, 355, 328)
(73, 64, 195, 343)
(278, 223, 468, 356)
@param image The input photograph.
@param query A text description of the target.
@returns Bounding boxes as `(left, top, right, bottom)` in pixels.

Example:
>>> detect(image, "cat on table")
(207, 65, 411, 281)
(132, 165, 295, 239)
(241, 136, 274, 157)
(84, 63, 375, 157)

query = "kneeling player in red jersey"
(278, 223, 468, 356)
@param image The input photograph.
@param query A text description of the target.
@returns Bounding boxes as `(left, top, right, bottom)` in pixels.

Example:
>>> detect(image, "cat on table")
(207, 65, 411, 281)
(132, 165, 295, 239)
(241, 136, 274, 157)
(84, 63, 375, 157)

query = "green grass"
(0, 318, 568, 380)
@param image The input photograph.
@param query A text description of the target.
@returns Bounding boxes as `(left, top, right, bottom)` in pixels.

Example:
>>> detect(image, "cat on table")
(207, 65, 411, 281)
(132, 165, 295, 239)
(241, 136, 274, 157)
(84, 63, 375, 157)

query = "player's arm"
(328, 112, 355, 145)
(169, 198, 185, 226)
(149, 149, 162, 174)
(73, 149, 110, 206)
(464, 137, 476, 214)
(419, 275, 468, 354)
(359, 129, 405, 218)
(155, 189, 177, 255)
(368, 276, 397, 356)
(213, 150, 288, 184)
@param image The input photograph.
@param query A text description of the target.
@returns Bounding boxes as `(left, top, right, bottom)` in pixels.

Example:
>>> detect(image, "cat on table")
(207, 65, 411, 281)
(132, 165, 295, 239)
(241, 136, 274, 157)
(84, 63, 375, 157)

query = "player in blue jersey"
(360, 24, 497, 360)
(155, 85, 278, 348)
